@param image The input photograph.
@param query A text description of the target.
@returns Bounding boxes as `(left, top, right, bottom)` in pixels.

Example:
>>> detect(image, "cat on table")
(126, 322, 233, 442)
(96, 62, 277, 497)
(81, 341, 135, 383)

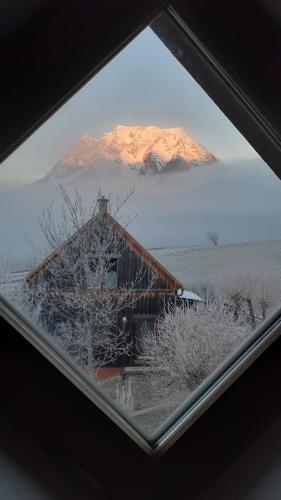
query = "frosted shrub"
(144, 302, 247, 397)
(116, 377, 134, 415)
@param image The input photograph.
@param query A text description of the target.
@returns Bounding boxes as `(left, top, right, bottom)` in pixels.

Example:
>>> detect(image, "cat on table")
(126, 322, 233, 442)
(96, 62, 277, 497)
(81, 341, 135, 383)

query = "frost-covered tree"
(222, 270, 256, 329)
(252, 269, 281, 321)
(143, 302, 246, 400)
(220, 266, 281, 328)
(18, 186, 156, 376)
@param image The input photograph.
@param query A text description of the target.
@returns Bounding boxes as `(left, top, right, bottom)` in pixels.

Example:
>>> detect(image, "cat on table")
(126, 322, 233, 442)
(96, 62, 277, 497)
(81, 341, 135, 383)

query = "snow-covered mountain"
(44, 125, 219, 183)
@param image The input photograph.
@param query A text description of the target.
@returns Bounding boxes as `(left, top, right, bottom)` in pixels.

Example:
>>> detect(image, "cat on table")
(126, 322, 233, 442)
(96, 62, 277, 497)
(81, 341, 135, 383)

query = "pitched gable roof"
(26, 212, 183, 290)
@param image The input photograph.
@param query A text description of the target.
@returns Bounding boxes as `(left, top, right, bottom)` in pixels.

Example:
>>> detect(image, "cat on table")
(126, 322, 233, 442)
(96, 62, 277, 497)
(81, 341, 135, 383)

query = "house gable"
(26, 212, 183, 292)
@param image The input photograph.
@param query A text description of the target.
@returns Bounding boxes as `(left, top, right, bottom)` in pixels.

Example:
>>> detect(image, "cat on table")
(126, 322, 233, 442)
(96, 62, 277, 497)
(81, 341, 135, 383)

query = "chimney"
(98, 195, 109, 216)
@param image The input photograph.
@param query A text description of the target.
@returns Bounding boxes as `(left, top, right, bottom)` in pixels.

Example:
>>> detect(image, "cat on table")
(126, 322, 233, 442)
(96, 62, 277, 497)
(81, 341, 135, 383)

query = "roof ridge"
(26, 212, 183, 290)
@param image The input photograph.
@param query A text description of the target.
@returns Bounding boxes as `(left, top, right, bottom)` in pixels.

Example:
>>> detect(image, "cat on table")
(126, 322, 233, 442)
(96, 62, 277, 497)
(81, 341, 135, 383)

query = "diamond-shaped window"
(1, 10, 281, 454)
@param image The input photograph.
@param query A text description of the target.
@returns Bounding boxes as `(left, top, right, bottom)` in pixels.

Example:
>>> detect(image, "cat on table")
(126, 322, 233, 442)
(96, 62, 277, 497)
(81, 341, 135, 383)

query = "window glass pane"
(1, 16, 281, 444)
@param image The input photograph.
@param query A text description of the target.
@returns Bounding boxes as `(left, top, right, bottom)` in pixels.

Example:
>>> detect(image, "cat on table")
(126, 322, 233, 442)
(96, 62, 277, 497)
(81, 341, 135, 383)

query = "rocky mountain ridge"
(46, 125, 219, 182)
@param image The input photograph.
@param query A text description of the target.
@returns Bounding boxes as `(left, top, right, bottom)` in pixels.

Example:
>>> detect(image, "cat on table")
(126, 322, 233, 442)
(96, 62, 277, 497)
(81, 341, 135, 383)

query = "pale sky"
(0, 27, 258, 186)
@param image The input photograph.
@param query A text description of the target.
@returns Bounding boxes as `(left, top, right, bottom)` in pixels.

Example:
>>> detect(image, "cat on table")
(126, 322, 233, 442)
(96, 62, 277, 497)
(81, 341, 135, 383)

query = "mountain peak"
(107, 124, 187, 140)
(58, 133, 97, 168)
(49, 124, 218, 182)
(79, 132, 95, 142)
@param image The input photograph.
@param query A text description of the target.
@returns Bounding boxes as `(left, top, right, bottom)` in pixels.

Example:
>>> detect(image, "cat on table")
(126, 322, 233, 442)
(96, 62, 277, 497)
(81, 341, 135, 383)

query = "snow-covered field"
(150, 240, 281, 289)
(1, 240, 281, 294)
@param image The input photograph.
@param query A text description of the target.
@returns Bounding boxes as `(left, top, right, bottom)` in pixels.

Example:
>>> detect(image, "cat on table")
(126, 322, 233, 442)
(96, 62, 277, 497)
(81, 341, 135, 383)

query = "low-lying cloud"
(1, 158, 281, 269)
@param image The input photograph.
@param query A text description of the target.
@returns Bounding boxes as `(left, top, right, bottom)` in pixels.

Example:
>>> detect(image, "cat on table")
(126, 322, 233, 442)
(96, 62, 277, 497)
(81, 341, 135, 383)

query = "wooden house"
(25, 197, 198, 368)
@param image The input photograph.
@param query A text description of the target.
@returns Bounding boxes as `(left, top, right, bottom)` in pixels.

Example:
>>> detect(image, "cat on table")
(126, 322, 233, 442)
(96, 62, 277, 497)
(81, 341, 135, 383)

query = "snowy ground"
(150, 240, 281, 289)
(2, 240, 281, 292)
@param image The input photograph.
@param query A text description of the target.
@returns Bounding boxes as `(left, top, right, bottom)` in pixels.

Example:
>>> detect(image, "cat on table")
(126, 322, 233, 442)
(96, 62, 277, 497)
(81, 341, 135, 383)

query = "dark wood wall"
(117, 243, 171, 290)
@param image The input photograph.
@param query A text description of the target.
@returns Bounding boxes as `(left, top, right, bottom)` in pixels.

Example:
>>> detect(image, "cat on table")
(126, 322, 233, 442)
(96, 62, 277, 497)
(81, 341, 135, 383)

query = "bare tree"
(221, 270, 256, 329)
(206, 231, 220, 246)
(252, 269, 281, 321)
(143, 301, 246, 401)
(220, 266, 281, 329)
(19, 186, 157, 377)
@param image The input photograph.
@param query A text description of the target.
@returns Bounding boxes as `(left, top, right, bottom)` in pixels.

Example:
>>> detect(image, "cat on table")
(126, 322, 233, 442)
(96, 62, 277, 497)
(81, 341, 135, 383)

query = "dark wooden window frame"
(0, 6, 281, 456)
